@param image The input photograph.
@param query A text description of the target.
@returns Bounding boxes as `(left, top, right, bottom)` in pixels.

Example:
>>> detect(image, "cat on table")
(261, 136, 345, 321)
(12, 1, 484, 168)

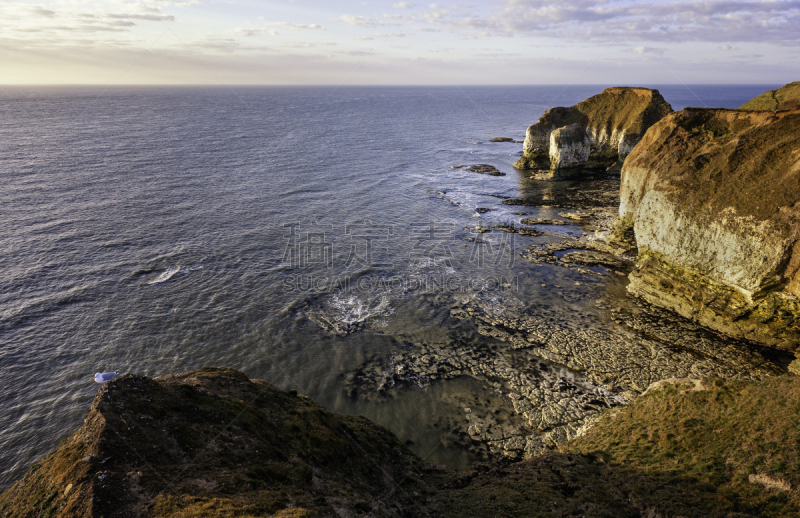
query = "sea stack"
(611, 82, 800, 350)
(514, 87, 673, 177)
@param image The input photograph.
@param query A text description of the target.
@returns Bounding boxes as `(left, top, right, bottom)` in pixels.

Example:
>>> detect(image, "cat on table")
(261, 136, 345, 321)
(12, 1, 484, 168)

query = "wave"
(146, 266, 186, 285)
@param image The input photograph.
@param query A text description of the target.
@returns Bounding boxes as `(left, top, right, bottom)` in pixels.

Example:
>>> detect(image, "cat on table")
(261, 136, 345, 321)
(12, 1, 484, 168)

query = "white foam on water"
(306, 293, 396, 336)
(147, 266, 185, 285)
(333, 294, 393, 326)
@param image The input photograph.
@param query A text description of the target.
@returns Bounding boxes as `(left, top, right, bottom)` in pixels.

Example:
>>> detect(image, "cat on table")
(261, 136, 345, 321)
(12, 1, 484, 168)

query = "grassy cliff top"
(575, 87, 674, 135)
(623, 106, 800, 222)
(4, 367, 800, 517)
(567, 375, 800, 517)
(739, 82, 800, 111)
(534, 87, 673, 135)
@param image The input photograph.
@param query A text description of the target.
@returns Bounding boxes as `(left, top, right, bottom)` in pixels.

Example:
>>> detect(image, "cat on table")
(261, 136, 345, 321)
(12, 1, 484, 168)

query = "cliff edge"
(612, 98, 800, 350)
(0, 368, 426, 518)
(514, 87, 673, 177)
(4, 368, 800, 517)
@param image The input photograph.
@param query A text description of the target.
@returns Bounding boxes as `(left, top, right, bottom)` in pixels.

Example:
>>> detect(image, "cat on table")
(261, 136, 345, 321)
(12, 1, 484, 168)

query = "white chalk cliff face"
(613, 104, 800, 350)
(515, 87, 673, 178)
(549, 123, 590, 169)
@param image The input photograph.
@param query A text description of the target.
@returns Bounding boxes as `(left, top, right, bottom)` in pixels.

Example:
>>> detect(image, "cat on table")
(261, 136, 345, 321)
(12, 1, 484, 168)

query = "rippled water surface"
(0, 84, 778, 487)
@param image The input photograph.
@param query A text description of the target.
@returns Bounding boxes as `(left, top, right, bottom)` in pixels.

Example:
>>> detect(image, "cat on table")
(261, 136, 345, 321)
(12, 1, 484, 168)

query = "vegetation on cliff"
(0, 368, 427, 518)
(739, 81, 800, 111)
(514, 87, 673, 174)
(3, 367, 800, 517)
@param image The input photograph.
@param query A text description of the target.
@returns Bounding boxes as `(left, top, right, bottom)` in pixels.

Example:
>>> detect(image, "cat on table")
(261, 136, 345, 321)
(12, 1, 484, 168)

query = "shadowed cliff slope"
(4, 367, 800, 517)
(0, 368, 427, 518)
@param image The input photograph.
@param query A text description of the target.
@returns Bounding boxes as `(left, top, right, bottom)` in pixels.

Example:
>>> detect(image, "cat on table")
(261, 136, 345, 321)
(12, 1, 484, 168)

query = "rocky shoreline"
(3, 82, 800, 516)
(340, 82, 800, 462)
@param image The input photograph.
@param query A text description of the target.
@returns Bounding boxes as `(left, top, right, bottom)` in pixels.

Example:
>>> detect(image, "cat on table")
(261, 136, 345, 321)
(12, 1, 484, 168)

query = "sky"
(0, 0, 798, 84)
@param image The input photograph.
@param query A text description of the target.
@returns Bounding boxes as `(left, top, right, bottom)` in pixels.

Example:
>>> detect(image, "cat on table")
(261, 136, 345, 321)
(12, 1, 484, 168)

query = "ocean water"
(0, 84, 778, 488)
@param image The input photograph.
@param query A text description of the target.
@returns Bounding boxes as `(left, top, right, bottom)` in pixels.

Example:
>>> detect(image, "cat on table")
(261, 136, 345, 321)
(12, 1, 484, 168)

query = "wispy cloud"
(634, 46, 667, 56)
(29, 6, 55, 18)
(420, 0, 800, 45)
(273, 22, 325, 30)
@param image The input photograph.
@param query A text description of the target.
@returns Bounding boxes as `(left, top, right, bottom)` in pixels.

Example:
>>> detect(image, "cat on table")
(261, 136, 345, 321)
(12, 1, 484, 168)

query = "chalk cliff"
(514, 87, 673, 177)
(612, 100, 800, 350)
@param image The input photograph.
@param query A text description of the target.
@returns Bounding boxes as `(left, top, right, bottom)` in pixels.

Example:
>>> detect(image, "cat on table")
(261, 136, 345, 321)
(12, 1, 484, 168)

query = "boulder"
(613, 101, 800, 350)
(514, 87, 673, 177)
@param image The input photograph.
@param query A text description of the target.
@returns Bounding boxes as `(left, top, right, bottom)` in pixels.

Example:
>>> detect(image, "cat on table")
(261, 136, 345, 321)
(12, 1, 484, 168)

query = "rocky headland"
(611, 92, 800, 350)
(514, 87, 673, 177)
(4, 367, 800, 517)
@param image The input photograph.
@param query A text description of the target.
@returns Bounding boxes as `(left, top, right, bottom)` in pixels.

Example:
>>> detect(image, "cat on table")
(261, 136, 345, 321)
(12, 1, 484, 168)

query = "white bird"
(94, 372, 119, 385)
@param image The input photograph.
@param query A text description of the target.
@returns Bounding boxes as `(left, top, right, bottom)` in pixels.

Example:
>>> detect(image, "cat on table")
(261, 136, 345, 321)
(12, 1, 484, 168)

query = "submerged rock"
(466, 164, 504, 176)
(514, 87, 673, 177)
(612, 99, 800, 350)
(519, 217, 569, 226)
(491, 224, 543, 236)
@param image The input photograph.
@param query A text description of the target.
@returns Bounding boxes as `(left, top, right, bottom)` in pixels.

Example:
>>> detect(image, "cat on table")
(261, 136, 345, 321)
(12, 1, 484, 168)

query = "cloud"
(337, 15, 370, 26)
(334, 13, 402, 27)
(235, 28, 262, 37)
(393, 2, 415, 8)
(274, 22, 325, 30)
(106, 13, 175, 22)
(634, 46, 667, 56)
(29, 6, 55, 18)
(418, 0, 800, 45)
(284, 41, 338, 48)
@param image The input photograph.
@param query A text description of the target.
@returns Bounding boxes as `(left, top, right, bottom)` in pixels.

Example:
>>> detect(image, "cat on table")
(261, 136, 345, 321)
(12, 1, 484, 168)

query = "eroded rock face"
(514, 87, 673, 177)
(549, 123, 590, 169)
(614, 105, 800, 350)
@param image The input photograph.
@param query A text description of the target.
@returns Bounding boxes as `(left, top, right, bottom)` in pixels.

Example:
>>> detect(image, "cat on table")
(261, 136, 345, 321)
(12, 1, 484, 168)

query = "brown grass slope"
(5, 368, 800, 517)
(622, 106, 800, 222)
(739, 81, 800, 111)
(0, 368, 428, 518)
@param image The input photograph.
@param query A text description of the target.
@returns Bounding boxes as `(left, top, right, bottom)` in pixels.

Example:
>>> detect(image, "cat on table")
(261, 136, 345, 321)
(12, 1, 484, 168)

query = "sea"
(0, 84, 778, 488)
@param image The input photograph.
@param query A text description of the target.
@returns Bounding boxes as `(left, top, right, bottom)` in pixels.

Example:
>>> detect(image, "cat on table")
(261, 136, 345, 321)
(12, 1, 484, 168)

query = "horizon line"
(0, 82, 786, 87)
